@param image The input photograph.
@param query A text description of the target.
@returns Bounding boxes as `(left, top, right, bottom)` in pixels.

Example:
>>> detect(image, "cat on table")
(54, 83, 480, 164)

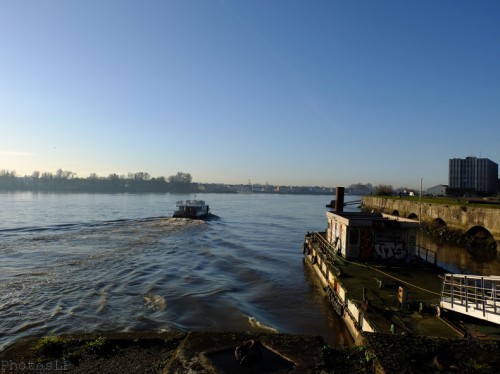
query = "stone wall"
(362, 196, 500, 245)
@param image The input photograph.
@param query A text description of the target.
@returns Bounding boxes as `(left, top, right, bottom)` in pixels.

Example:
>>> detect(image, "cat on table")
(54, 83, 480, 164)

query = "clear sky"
(1, 1, 499, 190)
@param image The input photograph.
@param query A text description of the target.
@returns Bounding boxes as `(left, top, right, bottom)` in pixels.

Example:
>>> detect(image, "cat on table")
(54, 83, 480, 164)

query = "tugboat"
(173, 200, 210, 219)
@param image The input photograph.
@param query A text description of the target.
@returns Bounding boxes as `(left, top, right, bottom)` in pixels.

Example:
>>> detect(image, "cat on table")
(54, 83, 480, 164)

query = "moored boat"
(304, 187, 500, 342)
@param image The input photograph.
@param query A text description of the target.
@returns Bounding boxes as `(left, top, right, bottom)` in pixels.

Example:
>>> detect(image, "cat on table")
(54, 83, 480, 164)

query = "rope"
(307, 231, 441, 296)
(345, 260, 441, 296)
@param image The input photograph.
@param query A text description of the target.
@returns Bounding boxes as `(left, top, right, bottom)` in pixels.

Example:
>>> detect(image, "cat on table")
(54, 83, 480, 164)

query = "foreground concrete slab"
(163, 331, 325, 373)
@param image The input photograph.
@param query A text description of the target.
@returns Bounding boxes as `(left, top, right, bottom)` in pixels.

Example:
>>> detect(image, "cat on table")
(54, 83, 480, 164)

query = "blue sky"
(1, 0, 499, 189)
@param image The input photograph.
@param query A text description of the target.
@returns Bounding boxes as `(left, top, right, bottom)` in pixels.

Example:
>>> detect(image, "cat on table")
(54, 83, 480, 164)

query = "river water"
(1, 192, 499, 352)
(417, 234, 500, 275)
(0, 192, 357, 351)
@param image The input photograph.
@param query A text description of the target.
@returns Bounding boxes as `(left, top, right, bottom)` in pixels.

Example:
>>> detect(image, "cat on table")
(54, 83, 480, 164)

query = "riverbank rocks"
(2, 331, 500, 373)
(0, 332, 325, 373)
(361, 333, 500, 373)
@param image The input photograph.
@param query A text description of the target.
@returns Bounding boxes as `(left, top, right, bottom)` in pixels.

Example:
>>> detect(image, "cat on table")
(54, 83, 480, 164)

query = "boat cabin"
(173, 200, 210, 219)
(326, 211, 419, 261)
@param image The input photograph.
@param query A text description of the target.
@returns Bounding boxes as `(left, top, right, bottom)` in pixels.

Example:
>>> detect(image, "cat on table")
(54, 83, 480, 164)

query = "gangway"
(440, 274, 500, 325)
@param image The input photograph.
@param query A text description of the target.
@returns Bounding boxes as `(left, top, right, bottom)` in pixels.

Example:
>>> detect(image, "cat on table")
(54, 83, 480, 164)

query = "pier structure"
(362, 196, 500, 246)
(440, 274, 500, 326)
(304, 187, 500, 343)
(304, 231, 463, 342)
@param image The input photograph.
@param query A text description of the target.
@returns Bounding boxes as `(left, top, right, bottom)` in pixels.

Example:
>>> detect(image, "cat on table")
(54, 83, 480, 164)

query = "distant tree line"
(0, 169, 196, 193)
(346, 183, 374, 195)
(372, 184, 421, 196)
(0, 169, 381, 195)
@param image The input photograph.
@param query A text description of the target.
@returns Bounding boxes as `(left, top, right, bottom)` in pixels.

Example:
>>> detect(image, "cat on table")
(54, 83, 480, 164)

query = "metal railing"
(440, 274, 500, 325)
(306, 232, 344, 271)
(416, 246, 437, 265)
(176, 200, 206, 206)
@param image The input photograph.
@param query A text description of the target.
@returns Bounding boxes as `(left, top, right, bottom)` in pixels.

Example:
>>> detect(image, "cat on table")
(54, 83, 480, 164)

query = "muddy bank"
(1, 331, 499, 373)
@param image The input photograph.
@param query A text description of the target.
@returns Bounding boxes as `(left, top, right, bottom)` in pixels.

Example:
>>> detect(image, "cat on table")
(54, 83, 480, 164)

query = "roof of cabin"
(326, 210, 420, 228)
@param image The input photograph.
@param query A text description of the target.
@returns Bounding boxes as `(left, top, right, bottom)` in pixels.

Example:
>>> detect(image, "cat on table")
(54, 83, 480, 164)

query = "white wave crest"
(247, 316, 278, 333)
(143, 293, 167, 311)
(97, 289, 109, 313)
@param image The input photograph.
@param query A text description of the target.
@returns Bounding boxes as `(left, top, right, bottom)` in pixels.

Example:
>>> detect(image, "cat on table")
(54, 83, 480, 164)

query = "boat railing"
(440, 274, 500, 325)
(307, 231, 344, 267)
(416, 245, 437, 265)
(176, 200, 205, 207)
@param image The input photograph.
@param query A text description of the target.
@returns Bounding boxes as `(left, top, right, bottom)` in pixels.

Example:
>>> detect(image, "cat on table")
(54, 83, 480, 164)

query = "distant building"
(449, 157, 498, 195)
(426, 184, 447, 196)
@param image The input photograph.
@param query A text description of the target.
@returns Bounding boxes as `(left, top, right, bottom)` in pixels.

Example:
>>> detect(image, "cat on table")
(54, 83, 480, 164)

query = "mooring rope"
(345, 259, 441, 296)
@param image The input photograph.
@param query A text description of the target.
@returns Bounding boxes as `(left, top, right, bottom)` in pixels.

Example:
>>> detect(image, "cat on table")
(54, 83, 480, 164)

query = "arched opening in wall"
(429, 218, 447, 230)
(407, 213, 418, 220)
(392, 210, 400, 216)
(464, 226, 497, 251)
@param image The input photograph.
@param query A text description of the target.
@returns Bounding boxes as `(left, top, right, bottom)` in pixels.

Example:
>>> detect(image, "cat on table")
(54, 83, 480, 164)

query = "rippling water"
(0, 192, 359, 350)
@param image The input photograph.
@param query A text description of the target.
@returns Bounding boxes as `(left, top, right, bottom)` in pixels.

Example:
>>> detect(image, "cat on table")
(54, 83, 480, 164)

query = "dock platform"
(440, 274, 500, 326)
(305, 232, 473, 341)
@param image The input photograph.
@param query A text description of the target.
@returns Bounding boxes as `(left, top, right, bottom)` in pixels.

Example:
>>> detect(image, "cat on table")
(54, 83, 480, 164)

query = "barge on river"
(303, 187, 500, 342)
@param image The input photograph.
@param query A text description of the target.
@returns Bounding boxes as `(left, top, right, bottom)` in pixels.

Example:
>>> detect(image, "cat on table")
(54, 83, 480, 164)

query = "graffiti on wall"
(359, 228, 373, 259)
(408, 234, 416, 253)
(374, 241, 406, 259)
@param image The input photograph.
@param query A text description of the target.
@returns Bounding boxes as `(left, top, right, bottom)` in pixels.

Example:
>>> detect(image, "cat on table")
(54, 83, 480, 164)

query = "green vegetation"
(33, 336, 111, 362)
(27, 334, 183, 369)
(84, 336, 108, 354)
(35, 336, 67, 357)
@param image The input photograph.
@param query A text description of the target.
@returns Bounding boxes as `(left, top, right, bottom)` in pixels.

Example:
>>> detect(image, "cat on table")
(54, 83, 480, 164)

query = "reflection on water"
(418, 233, 500, 275)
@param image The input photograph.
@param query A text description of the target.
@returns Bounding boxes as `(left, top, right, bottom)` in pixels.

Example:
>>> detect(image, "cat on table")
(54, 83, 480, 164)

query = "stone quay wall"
(361, 196, 500, 245)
